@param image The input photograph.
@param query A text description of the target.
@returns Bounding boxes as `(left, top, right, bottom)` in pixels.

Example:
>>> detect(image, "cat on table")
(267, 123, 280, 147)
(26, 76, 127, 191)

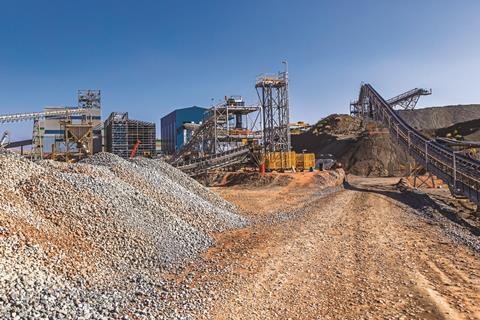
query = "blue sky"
(1, 0, 480, 139)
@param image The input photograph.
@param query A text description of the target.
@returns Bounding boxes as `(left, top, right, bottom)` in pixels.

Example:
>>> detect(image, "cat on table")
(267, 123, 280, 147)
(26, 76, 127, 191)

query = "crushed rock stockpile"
(398, 104, 480, 130)
(433, 118, 480, 141)
(292, 115, 414, 177)
(0, 151, 246, 319)
(293, 105, 480, 177)
(309, 114, 362, 135)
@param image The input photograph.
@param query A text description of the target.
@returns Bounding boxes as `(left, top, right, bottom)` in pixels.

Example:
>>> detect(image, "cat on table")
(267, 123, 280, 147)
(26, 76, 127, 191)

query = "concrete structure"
(160, 106, 206, 155)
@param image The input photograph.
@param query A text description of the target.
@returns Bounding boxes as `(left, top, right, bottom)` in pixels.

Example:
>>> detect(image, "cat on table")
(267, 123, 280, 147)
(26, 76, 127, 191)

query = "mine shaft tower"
(255, 68, 291, 168)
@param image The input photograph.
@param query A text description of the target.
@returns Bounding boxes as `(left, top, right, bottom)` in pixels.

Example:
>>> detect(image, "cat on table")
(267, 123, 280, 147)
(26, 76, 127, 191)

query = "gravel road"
(203, 177, 480, 320)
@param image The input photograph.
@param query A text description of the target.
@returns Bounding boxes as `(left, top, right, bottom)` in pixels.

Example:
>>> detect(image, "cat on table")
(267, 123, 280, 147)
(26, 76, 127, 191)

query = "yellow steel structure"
(264, 151, 296, 170)
(296, 153, 315, 170)
(264, 151, 315, 171)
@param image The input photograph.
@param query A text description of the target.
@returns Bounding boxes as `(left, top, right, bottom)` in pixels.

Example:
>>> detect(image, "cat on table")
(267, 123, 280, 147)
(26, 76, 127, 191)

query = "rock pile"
(0, 150, 246, 319)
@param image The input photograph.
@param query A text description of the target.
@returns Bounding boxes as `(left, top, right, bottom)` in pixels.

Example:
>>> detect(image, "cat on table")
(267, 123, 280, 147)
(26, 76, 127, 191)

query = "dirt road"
(201, 176, 480, 320)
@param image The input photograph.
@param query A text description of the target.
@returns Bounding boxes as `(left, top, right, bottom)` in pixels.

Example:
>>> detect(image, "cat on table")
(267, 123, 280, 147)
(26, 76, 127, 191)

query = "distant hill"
(398, 104, 480, 130)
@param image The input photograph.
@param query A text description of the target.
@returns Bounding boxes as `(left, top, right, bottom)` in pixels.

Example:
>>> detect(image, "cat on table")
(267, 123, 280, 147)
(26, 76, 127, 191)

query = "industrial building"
(160, 106, 206, 154)
(32, 90, 102, 161)
(104, 112, 156, 159)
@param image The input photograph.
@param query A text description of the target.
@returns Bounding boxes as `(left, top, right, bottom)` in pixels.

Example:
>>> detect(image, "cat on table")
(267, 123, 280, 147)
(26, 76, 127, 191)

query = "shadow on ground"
(343, 181, 480, 237)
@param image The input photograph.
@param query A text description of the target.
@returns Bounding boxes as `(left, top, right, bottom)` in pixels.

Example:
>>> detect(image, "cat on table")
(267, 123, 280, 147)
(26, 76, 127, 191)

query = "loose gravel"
(0, 150, 247, 319)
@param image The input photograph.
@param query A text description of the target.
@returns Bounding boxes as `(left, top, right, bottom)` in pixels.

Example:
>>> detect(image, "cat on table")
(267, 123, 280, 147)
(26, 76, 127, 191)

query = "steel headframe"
(255, 71, 291, 167)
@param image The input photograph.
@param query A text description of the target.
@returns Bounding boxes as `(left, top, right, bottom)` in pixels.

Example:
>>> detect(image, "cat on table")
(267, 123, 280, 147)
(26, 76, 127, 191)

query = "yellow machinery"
(295, 153, 315, 170)
(289, 121, 311, 135)
(264, 151, 296, 170)
(264, 151, 315, 171)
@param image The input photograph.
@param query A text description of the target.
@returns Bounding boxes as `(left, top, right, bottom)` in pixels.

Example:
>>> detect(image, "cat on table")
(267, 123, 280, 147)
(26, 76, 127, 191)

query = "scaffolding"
(104, 112, 156, 159)
(255, 71, 291, 169)
(104, 112, 129, 159)
(31, 118, 44, 160)
(127, 119, 156, 158)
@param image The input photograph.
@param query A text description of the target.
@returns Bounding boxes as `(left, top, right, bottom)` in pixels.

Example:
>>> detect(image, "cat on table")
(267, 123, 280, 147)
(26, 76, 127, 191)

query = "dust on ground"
(195, 174, 480, 320)
(211, 170, 344, 217)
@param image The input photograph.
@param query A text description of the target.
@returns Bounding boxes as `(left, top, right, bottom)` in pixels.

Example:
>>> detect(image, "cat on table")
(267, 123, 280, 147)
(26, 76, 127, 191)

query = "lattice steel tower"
(255, 66, 291, 164)
(78, 90, 101, 109)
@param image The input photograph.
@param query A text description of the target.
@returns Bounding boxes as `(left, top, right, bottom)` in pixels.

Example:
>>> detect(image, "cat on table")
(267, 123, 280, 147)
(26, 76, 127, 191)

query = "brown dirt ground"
(195, 174, 480, 319)
(211, 170, 344, 217)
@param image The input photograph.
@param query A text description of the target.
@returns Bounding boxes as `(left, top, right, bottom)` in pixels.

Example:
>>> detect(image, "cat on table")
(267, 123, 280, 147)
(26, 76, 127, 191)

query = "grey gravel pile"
(0, 150, 246, 319)
(132, 157, 236, 212)
(82, 153, 246, 233)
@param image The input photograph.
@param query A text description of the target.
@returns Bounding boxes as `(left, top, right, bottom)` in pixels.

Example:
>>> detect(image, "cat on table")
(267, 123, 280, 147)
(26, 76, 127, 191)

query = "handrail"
(357, 84, 480, 204)
(387, 88, 431, 105)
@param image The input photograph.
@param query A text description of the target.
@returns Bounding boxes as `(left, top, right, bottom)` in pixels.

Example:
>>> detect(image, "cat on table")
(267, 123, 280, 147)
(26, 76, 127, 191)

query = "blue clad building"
(160, 106, 206, 155)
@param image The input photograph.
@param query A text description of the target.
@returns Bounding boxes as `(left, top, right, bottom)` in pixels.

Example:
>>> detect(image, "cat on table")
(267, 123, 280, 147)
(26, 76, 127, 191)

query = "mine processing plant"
(0, 90, 102, 161)
(351, 84, 480, 205)
(170, 96, 262, 175)
(168, 66, 317, 175)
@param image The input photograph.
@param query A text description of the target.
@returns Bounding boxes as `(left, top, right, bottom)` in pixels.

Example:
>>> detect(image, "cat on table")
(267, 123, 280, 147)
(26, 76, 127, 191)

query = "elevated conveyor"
(0, 108, 90, 124)
(387, 88, 432, 110)
(174, 145, 252, 176)
(354, 84, 480, 204)
(169, 97, 261, 175)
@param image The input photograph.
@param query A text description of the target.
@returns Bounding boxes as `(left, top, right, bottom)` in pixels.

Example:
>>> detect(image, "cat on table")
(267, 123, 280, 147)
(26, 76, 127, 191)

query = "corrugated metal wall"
(160, 106, 206, 155)
(160, 111, 176, 155)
